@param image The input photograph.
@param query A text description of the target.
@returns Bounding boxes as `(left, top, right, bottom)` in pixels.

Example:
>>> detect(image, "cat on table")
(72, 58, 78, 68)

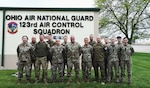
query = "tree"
(96, 0, 150, 44)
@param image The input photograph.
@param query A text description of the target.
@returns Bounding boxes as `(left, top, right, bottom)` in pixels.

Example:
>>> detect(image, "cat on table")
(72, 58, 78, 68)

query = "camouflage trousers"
(67, 60, 80, 80)
(63, 57, 67, 76)
(18, 61, 31, 80)
(121, 60, 132, 84)
(35, 56, 48, 81)
(51, 61, 64, 82)
(107, 60, 119, 83)
(82, 62, 92, 81)
(93, 61, 106, 82)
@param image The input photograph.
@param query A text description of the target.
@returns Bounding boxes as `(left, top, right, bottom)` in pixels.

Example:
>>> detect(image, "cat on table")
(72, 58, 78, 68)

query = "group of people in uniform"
(16, 34, 134, 85)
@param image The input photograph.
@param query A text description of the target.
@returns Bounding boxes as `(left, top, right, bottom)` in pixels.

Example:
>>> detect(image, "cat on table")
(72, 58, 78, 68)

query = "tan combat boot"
(44, 79, 48, 84)
(76, 80, 80, 84)
(26, 79, 30, 84)
(34, 80, 39, 84)
(17, 79, 21, 85)
(66, 78, 71, 85)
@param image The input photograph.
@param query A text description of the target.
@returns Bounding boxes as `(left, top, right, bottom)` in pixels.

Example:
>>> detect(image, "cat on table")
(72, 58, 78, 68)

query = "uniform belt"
(37, 56, 46, 58)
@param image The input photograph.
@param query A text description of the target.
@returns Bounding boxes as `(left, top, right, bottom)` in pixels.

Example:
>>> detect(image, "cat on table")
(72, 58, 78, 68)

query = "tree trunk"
(128, 38, 132, 44)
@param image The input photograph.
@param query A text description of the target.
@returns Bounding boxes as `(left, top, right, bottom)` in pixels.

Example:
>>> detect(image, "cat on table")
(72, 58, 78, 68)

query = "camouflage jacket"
(66, 42, 81, 61)
(61, 42, 68, 58)
(47, 40, 55, 47)
(93, 42, 104, 62)
(89, 41, 96, 46)
(108, 44, 121, 61)
(30, 42, 36, 59)
(17, 42, 32, 62)
(51, 45, 65, 63)
(81, 44, 93, 63)
(120, 44, 134, 60)
(117, 43, 123, 58)
(104, 43, 110, 57)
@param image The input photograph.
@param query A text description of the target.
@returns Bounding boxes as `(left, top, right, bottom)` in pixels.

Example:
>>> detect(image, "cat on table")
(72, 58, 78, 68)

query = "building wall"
(0, 10, 3, 66)
(1, 8, 99, 69)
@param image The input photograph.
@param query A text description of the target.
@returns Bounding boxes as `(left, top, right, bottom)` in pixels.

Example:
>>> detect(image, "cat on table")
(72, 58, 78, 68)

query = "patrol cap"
(117, 36, 122, 39)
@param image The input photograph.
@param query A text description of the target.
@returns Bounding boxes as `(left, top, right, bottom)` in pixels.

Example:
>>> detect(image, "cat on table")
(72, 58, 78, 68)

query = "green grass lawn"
(0, 52, 150, 88)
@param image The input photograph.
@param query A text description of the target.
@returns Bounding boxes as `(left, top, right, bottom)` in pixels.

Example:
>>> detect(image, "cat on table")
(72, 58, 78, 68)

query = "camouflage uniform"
(46, 40, 55, 65)
(88, 41, 96, 80)
(117, 43, 123, 66)
(107, 44, 120, 83)
(120, 44, 134, 84)
(93, 42, 106, 82)
(117, 42, 123, 82)
(17, 42, 32, 83)
(30, 42, 36, 71)
(89, 41, 96, 47)
(34, 41, 49, 83)
(61, 42, 68, 76)
(104, 43, 109, 78)
(66, 42, 81, 82)
(81, 44, 93, 82)
(51, 45, 65, 82)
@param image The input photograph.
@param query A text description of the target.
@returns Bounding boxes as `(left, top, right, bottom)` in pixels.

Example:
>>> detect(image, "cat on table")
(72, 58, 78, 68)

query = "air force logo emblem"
(8, 22, 18, 34)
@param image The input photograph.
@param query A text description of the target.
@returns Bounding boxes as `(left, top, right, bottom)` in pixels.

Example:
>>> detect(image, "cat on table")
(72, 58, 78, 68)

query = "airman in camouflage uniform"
(30, 36, 37, 72)
(93, 36, 106, 83)
(17, 35, 32, 84)
(89, 34, 96, 46)
(51, 39, 65, 83)
(88, 34, 96, 81)
(103, 37, 109, 78)
(104, 37, 114, 81)
(107, 37, 120, 83)
(34, 35, 50, 84)
(81, 38, 93, 83)
(120, 37, 134, 84)
(61, 35, 68, 76)
(46, 34, 55, 65)
(116, 36, 123, 67)
(66, 35, 81, 84)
